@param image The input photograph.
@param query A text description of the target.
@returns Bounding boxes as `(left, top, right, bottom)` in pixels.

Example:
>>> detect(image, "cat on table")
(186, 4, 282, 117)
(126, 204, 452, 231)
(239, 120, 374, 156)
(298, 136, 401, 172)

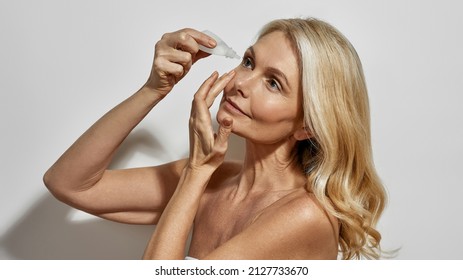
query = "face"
(216, 31, 304, 145)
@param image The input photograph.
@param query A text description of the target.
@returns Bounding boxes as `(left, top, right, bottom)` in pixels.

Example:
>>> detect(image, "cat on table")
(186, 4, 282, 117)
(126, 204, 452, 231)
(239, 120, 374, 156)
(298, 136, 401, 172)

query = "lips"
(225, 98, 249, 117)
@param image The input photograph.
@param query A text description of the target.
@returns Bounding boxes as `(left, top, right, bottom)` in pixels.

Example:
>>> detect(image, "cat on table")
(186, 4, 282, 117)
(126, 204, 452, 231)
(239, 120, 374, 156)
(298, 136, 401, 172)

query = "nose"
(233, 68, 256, 98)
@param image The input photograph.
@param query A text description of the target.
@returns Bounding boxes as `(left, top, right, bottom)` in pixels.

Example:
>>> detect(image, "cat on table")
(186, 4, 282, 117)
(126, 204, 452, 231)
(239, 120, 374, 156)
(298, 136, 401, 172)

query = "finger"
(193, 71, 219, 101)
(157, 47, 192, 70)
(169, 49, 193, 75)
(214, 118, 233, 153)
(205, 70, 235, 107)
(169, 29, 216, 63)
(157, 33, 195, 58)
(190, 73, 220, 141)
(172, 34, 199, 55)
(179, 28, 216, 49)
(154, 56, 183, 77)
(193, 50, 211, 63)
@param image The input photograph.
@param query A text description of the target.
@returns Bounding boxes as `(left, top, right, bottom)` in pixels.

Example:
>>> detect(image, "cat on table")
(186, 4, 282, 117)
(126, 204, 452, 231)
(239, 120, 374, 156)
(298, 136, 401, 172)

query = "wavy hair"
(258, 18, 387, 259)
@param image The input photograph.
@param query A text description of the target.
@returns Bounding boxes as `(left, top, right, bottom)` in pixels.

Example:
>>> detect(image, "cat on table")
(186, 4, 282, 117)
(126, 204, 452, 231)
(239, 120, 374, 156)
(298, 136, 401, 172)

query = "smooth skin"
(44, 28, 339, 259)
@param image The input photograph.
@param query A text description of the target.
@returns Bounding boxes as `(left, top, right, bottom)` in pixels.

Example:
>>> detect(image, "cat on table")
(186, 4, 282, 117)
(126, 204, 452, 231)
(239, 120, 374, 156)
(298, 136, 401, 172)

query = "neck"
(233, 138, 306, 198)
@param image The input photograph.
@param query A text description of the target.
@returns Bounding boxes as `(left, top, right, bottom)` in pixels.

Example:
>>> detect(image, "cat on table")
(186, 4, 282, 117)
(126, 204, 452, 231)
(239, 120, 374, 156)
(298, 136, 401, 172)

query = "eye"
(242, 56, 253, 69)
(268, 78, 282, 92)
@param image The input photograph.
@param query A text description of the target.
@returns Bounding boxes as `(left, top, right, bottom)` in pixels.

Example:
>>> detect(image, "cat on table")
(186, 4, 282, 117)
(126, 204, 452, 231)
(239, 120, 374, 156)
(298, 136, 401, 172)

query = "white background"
(1, 0, 462, 259)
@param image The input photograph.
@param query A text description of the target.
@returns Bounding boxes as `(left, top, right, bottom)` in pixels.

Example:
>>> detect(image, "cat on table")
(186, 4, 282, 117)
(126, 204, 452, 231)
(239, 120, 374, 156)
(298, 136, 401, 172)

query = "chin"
(216, 108, 230, 125)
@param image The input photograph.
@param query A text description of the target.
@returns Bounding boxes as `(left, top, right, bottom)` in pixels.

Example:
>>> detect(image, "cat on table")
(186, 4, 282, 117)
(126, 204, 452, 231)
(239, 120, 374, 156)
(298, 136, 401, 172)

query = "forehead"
(253, 31, 300, 86)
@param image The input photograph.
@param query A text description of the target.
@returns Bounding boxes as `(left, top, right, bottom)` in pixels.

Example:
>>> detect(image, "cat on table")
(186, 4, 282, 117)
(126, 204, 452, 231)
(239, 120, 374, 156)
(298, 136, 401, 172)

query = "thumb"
(193, 51, 212, 63)
(215, 118, 233, 151)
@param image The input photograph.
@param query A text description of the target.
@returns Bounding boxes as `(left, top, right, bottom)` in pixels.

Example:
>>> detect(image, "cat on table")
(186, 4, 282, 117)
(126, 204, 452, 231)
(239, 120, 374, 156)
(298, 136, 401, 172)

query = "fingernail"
(223, 118, 232, 127)
(208, 39, 216, 48)
(227, 70, 235, 77)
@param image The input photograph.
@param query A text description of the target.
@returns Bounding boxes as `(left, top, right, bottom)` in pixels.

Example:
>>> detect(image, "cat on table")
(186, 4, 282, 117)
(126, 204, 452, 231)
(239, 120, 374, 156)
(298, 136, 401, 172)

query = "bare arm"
(143, 71, 235, 258)
(43, 29, 217, 224)
(44, 88, 174, 224)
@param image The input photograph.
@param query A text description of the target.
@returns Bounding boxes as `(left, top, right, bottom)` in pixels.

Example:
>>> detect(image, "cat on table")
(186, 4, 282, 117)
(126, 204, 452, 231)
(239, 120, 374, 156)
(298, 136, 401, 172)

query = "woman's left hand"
(188, 70, 235, 172)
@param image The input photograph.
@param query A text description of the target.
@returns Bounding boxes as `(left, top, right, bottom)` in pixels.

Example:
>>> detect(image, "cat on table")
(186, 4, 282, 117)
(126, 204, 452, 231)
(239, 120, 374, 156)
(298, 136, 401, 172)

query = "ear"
(293, 127, 311, 141)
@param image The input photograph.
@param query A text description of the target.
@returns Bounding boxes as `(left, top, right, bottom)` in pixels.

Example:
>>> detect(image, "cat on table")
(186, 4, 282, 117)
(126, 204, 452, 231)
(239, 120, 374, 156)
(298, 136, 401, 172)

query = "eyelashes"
(267, 78, 281, 91)
(241, 56, 253, 69)
(240, 54, 282, 92)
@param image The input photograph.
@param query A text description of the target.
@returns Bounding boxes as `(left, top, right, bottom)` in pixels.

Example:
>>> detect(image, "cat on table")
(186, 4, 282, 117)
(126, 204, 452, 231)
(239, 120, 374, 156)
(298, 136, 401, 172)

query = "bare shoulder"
(262, 189, 337, 228)
(204, 188, 339, 259)
(256, 189, 339, 258)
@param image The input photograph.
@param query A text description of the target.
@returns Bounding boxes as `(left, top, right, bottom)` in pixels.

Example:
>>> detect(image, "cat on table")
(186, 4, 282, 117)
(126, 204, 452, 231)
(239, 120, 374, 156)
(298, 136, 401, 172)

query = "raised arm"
(43, 29, 217, 225)
(143, 70, 236, 259)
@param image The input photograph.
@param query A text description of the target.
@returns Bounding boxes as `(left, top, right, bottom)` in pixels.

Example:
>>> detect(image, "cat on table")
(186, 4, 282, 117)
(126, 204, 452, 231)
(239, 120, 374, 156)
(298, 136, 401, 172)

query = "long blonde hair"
(259, 18, 387, 259)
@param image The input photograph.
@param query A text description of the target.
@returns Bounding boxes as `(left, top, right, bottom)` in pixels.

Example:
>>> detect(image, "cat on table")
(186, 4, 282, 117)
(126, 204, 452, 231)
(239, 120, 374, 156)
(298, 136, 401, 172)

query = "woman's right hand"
(144, 28, 217, 98)
(44, 28, 217, 226)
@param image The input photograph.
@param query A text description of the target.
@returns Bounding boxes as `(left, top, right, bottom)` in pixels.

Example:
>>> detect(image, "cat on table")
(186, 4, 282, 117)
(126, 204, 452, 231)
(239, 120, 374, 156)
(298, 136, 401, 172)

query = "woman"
(43, 17, 386, 260)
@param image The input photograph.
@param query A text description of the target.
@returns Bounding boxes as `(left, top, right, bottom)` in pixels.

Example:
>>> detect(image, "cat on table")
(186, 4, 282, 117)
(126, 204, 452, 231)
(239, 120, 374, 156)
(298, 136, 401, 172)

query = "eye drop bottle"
(199, 30, 240, 59)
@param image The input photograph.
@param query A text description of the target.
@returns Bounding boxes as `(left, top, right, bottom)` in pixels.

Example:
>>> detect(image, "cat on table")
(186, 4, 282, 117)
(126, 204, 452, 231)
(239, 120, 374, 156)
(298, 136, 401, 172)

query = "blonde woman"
(44, 18, 386, 259)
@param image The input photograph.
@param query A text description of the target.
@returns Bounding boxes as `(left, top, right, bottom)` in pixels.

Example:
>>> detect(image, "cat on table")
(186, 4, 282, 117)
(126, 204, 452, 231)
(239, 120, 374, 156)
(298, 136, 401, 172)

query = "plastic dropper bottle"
(199, 30, 240, 59)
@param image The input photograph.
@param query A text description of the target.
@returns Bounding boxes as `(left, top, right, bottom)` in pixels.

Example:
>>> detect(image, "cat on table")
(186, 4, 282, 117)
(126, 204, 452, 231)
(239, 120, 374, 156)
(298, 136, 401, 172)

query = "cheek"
(251, 98, 295, 124)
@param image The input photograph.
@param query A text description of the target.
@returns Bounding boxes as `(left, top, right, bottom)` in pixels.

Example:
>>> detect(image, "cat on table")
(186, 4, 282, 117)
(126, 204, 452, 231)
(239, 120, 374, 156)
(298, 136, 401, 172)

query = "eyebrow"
(247, 46, 292, 91)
